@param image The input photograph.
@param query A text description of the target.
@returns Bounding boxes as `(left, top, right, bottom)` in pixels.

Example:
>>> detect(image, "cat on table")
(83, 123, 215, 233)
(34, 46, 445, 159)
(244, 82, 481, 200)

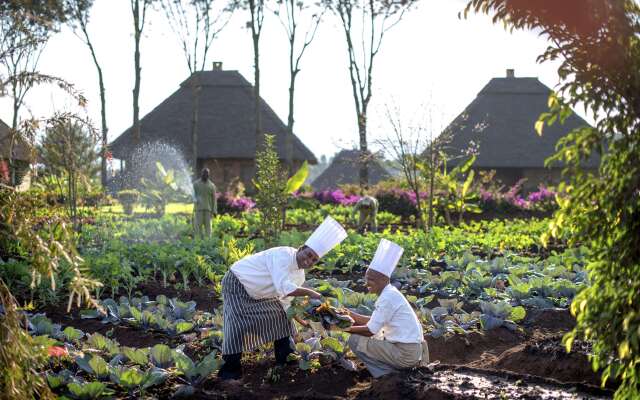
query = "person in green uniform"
(193, 168, 217, 238)
(352, 195, 378, 233)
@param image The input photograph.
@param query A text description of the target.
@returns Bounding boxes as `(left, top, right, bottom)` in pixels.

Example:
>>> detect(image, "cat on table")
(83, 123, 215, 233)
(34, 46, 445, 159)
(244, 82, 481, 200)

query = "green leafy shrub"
(117, 190, 140, 215)
(463, 1, 640, 397)
(253, 135, 288, 243)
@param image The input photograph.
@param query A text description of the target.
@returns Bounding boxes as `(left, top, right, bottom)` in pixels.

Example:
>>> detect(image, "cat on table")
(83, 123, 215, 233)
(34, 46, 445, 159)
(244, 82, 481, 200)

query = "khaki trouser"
(194, 210, 212, 238)
(358, 210, 377, 232)
(348, 334, 429, 378)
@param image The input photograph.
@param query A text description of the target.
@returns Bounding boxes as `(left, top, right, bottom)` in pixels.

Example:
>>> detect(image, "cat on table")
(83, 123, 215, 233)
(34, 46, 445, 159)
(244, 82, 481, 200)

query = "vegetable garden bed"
(5, 211, 613, 399)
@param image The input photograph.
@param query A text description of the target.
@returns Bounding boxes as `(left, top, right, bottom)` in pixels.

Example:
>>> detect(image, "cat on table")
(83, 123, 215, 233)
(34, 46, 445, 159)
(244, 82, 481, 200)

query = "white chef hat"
(369, 239, 404, 277)
(305, 216, 347, 257)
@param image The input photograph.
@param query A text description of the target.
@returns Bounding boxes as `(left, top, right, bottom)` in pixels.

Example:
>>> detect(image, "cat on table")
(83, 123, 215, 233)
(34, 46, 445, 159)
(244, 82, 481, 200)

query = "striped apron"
(221, 271, 296, 355)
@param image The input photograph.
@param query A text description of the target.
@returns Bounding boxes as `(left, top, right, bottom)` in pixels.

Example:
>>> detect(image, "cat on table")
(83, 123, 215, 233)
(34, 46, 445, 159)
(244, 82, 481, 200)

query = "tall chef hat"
(305, 216, 348, 257)
(369, 239, 404, 277)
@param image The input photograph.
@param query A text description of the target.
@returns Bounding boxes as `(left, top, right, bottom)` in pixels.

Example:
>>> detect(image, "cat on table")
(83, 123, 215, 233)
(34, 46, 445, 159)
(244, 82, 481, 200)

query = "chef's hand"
(294, 316, 310, 327)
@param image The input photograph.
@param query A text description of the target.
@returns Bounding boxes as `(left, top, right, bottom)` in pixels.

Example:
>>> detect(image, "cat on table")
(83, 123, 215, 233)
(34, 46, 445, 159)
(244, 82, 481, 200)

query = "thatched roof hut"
(311, 150, 390, 190)
(109, 65, 316, 189)
(440, 69, 597, 190)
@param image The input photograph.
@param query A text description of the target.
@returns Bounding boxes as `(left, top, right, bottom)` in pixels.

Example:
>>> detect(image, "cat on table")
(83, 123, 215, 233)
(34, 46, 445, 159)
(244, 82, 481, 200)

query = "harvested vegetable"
(288, 298, 354, 329)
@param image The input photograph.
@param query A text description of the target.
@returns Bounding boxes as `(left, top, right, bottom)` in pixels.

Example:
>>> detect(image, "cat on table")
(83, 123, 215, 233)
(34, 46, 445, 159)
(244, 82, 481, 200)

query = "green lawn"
(99, 202, 194, 216)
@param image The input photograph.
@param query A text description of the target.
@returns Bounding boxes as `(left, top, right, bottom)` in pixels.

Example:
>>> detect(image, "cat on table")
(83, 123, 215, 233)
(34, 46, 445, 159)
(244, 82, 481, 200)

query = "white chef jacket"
(366, 284, 424, 343)
(279, 269, 306, 310)
(230, 246, 303, 300)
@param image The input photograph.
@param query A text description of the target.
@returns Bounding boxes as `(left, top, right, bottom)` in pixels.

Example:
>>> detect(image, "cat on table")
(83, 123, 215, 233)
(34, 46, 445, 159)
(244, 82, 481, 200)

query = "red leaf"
(47, 346, 68, 358)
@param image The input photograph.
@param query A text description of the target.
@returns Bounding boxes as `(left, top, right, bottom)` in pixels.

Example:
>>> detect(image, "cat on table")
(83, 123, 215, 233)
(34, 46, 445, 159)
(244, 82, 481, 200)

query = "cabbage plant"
(479, 301, 526, 331)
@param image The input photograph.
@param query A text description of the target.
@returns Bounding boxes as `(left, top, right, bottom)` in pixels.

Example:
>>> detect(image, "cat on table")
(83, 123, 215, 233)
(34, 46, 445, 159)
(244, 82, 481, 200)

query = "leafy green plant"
(75, 354, 111, 380)
(116, 190, 140, 215)
(139, 162, 189, 217)
(169, 298, 196, 320)
(109, 366, 167, 394)
(287, 298, 354, 330)
(220, 236, 254, 265)
(424, 299, 479, 338)
(66, 381, 110, 400)
(39, 119, 99, 224)
(320, 332, 355, 371)
(61, 326, 84, 343)
(253, 134, 288, 243)
(434, 156, 481, 225)
(173, 350, 222, 396)
(85, 333, 120, 357)
(149, 344, 174, 369)
(122, 347, 149, 366)
(479, 301, 525, 331)
(28, 314, 62, 337)
(293, 342, 321, 371)
(46, 370, 75, 390)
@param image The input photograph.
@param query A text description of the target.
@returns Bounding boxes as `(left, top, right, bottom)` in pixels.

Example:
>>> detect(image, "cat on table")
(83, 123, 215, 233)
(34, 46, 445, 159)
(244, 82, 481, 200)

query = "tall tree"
(376, 104, 430, 229)
(232, 0, 265, 157)
(250, 0, 265, 155)
(39, 120, 99, 224)
(324, 0, 417, 189)
(69, 0, 109, 188)
(0, 5, 52, 186)
(160, 0, 234, 171)
(464, 1, 640, 398)
(0, 4, 98, 397)
(130, 0, 153, 144)
(272, 0, 324, 172)
(160, 0, 234, 74)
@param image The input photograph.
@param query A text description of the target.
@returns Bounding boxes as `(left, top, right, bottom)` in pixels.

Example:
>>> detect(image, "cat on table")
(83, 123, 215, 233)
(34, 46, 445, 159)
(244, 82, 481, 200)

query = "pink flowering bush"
(312, 189, 360, 206)
(216, 193, 255, 213)
(477, 179, 557, 212)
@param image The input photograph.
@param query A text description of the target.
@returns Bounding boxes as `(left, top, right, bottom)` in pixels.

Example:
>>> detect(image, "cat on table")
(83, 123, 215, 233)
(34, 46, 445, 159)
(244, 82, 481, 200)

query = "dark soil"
(197, 360, 368, 400)
(42, 304, 168, 348)
(134, 280, 221, 312)
(41, 280, 221, 348)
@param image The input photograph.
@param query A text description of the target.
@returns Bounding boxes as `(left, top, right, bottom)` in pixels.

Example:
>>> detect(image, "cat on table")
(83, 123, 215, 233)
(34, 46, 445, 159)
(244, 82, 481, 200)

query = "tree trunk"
(414, 189, 425, 230)
(132, 0, 142, 144)
(9, 94, 19, 187)
(286, 69, 296, 173)
(286, 34, 297, 173)
(428, 152, 435, 229)
(190, 78, 201, 173)
(253, 32, 262, 153)
(84, 32, 108, 188)
(358, 112, 368, 189)
(99, 73, 108, 188)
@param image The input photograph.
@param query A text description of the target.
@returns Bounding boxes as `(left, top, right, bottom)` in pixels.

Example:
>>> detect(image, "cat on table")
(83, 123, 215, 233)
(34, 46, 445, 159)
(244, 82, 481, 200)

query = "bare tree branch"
(324, 0, 417, 188)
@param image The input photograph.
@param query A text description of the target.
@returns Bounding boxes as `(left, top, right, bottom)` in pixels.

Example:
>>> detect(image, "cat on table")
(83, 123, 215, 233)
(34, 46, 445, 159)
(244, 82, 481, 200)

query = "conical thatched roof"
(0, 118, 31, 161)
(441, 70, 598, 169)
(311, 150, 390, 190)
(110, 69, 316, 164)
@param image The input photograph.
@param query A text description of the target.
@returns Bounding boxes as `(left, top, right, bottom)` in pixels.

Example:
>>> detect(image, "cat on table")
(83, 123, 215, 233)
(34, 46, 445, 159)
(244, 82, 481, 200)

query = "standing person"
(352, 195, 379, 233)
(193, 168, 217, 239)
(344, 239, 429, 377)
(218, 216, 348, 380)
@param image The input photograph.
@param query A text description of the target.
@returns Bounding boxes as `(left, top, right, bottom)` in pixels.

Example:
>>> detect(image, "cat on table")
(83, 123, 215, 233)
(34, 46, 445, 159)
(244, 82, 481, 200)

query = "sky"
(0, 0, 569, 162)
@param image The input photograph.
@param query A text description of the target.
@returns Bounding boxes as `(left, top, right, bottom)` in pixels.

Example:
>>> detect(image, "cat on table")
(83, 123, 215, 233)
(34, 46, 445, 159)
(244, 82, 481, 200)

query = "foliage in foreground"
(0, 282, 55, 400)
(466, 1, 640, 397)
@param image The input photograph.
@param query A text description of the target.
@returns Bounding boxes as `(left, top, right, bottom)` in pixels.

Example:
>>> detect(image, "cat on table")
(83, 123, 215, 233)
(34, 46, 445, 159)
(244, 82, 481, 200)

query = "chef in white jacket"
(218, 216, 347, 380)
(344, 239, 429, 377)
